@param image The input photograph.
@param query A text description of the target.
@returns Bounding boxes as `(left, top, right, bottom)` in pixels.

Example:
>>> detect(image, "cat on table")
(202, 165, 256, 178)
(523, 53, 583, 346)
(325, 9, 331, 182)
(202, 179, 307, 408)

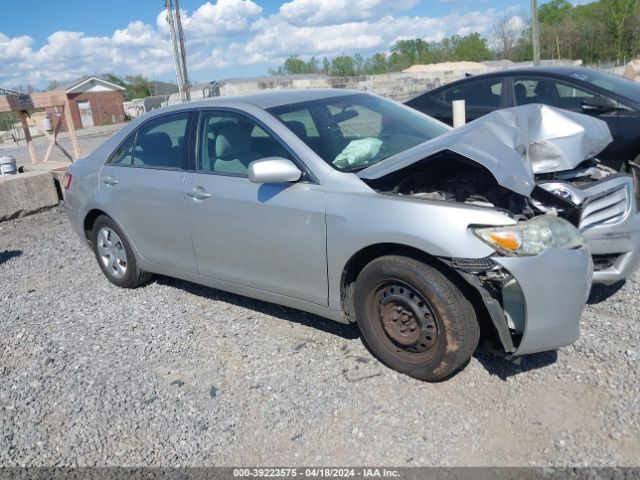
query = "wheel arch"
(83, 208, 108, 242)
(339, 242, 498, 345)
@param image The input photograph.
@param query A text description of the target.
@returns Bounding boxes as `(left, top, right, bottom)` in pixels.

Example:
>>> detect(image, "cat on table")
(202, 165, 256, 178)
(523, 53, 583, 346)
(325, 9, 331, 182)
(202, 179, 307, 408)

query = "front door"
(99, 111, 197, 273)
(184, 110, 328, 305)
(77, 101, 94, 127)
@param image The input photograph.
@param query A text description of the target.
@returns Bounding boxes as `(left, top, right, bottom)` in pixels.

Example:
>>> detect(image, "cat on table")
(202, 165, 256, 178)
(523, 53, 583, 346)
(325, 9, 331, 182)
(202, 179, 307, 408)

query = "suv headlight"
(472, 215, 586, 256)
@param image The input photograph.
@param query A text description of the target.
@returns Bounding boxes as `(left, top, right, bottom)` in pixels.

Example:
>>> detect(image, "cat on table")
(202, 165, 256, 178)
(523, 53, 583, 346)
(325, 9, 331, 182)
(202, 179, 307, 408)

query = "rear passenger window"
(109, 113, 189, 169)
(108, 132, 137, 165)
(443, 79, 502, 108)
(135, 113, 189, 169)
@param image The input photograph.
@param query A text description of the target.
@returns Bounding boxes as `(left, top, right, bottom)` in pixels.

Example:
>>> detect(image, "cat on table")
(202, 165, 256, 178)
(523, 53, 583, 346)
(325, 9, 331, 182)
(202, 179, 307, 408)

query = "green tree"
(307, 56, 320, 74)
(364, 53, 388, 74)
(353, 53, 365, 74)
(123, 75, 152, 100)
(603, 0, 637, 59)
(389, 38, 432, 69)
(331, 55, 356, 76)
(450, 33, 494, 61)
(539, 0, 573, 25)
(322, 57, 330, 75)
(103, 73, 126, 88)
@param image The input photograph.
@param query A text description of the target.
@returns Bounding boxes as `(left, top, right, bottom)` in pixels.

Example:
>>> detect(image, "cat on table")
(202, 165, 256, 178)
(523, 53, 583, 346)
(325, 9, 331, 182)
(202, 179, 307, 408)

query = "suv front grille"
(579, 184, 630, 229)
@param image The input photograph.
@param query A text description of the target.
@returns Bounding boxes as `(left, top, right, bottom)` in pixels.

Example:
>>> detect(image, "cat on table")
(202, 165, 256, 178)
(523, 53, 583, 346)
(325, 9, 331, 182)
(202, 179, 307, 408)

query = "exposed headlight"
(472, 215, 586, 256)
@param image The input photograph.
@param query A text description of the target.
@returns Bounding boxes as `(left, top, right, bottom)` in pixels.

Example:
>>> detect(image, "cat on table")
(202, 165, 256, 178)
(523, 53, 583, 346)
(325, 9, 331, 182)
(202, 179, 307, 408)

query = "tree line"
(271, 0, 640, 77)
(269, 33, 494, 77)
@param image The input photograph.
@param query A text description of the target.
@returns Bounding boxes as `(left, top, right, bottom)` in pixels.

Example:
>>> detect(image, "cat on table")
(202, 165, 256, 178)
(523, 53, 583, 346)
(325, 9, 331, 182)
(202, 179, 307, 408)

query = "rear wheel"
(353, 255, 479, 381)
(91, 215, 152, 288)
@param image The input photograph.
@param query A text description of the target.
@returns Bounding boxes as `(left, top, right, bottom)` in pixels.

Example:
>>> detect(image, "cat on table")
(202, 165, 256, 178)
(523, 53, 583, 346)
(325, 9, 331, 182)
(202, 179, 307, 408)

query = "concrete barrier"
(0, 170, 60, 222)
(23, 162, 69, 196)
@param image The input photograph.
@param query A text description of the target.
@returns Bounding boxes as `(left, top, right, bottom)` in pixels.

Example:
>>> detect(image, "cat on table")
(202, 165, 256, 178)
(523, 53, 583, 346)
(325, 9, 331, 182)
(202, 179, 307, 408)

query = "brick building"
(46, 76, 126, 131)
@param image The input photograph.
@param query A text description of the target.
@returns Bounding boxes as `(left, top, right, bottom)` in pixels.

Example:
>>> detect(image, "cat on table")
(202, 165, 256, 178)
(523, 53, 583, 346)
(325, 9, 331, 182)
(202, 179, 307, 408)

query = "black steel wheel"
(353, 255, 479, 381)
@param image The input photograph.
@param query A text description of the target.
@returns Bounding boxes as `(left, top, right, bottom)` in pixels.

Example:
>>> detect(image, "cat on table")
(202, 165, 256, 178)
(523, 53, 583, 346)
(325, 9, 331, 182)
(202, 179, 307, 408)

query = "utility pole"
(174, 0, 190, 101)
(531, 0, 541, 66)
(165, 0, 185, 102)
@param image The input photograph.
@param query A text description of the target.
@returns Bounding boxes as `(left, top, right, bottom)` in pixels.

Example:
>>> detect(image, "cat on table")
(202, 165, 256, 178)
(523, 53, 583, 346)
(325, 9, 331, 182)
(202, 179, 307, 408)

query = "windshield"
(267, 93, 447, 172)
(569, 69, 640, 101)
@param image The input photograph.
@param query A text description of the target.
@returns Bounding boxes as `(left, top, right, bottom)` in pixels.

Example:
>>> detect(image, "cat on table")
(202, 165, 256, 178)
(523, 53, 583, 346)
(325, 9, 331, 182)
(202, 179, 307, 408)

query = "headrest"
(215, 124, 252, 159)
(207, 119, 237, 137)
(284, 120, 308, 139)
(138, 132, 172, 152)
(535, 81, 552, 95)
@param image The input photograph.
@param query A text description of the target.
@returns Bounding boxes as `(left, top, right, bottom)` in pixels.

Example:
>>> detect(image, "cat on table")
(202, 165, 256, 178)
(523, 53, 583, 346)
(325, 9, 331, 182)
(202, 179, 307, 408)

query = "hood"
(358, 104, 613, 197)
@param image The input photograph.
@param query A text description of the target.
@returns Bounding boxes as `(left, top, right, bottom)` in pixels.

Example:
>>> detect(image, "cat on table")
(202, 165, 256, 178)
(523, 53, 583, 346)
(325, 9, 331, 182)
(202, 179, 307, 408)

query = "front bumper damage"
(586, 210, 640, 284)
(539, 173, 640, 284)
(449, 246, 592, 356)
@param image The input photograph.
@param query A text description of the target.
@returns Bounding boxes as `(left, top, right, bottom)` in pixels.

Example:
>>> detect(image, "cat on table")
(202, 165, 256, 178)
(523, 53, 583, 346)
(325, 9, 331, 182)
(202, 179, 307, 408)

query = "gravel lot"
(0, 206, 639, 467)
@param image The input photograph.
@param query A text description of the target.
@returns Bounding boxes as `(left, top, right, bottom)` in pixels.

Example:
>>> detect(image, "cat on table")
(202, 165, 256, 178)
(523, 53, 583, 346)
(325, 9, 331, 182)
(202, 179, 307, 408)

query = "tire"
(353, 255, 479, 382)
(91, 215, 152, 288)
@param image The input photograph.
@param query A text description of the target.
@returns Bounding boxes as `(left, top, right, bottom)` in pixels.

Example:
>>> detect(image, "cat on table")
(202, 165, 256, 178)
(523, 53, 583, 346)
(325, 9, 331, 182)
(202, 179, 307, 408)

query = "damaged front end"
(360, 103, 640, 284)
(440, 247, 591, 356)
(357, 104, 613, 355)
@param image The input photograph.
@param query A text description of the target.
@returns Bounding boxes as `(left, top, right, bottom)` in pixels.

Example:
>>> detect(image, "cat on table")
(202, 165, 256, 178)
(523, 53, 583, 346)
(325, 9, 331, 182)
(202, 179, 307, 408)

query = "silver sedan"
(64, 90, 592, 381)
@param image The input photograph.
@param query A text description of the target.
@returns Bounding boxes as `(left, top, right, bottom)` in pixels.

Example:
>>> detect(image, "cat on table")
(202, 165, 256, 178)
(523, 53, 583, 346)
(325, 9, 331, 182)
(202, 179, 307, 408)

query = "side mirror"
(248, 157, 302, 184)
(581, 96, 617, 113)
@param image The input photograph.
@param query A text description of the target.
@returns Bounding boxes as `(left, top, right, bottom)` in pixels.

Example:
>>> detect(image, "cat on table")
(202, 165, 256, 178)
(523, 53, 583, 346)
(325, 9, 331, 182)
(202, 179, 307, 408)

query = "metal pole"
(531, 0, 541, 66)
(166, 0, 185, 102)
(452, 100, 466, 128)
(174, 0, 190, 101)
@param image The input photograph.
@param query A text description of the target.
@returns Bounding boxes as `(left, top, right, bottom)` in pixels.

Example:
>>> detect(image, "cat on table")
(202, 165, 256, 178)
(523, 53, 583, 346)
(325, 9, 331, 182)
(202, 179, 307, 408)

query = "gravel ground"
(0, 206, 639, 467)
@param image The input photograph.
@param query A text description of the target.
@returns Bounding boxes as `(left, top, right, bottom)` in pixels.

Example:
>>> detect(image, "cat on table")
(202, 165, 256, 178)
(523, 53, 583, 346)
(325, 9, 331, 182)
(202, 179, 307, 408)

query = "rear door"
(99, 111, 198, 272)
(183, 109, 328, 305)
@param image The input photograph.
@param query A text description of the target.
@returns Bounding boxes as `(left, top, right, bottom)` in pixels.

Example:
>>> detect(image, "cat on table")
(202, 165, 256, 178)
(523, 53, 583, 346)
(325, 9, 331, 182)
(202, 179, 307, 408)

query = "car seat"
(515, 83, 528, 105)
(533, 81, 557, 104)
(214, 124, 262, 175)
(284, 121, 308, 140)
(137, 132, 174, 167)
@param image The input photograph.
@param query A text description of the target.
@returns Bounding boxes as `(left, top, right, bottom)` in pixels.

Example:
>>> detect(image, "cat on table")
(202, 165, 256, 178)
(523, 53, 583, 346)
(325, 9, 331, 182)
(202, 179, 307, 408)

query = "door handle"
(187, 187, 211, 200)
(103, 176, 119, 186)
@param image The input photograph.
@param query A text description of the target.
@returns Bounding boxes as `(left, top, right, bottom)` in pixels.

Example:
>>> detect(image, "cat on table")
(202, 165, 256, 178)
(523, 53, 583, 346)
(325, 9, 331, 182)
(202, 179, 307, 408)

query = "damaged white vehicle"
(66, 90, 619, 381)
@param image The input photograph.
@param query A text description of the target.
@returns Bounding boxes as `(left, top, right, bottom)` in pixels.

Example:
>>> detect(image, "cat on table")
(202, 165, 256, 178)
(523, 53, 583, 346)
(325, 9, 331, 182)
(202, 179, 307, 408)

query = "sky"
(0, 0, 593, 89)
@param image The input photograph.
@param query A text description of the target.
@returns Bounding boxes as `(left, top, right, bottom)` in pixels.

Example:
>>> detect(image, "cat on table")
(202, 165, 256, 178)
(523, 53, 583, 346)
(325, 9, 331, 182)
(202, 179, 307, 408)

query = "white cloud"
(278, 0, 419, 26)
(0, 0, 501, 88)
(0, 33, 34, 60)
(156, 0, 262, 38)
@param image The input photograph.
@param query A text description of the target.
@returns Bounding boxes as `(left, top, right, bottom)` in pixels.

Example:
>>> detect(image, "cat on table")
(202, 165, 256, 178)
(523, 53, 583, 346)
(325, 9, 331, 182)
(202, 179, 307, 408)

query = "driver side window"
(198, 112, 292, 176)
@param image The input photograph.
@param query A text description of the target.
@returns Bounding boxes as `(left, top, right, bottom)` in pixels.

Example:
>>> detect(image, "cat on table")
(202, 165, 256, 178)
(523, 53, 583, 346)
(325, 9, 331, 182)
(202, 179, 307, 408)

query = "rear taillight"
(63, 172, 72, 190)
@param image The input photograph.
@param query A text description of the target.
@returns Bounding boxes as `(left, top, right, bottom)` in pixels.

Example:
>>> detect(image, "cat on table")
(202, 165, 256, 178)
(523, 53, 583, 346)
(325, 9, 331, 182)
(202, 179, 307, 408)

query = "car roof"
(160, 88, 359, 113)
(463, 66, 591, 79)
(424, 67, 600, 92)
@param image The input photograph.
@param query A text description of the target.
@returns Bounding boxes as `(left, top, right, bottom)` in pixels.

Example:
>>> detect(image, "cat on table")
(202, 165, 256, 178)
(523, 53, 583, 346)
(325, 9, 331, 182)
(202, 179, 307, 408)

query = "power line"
(165, 0, 190, 102)
(531, 0, 541, 66)
(174, 0, 190, 101)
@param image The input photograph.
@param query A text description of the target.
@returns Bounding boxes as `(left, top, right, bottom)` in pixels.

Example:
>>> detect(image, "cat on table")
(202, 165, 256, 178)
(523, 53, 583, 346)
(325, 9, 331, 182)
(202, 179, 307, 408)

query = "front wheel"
(353, 255, 479, 382)
(91, 215, 152, 288)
